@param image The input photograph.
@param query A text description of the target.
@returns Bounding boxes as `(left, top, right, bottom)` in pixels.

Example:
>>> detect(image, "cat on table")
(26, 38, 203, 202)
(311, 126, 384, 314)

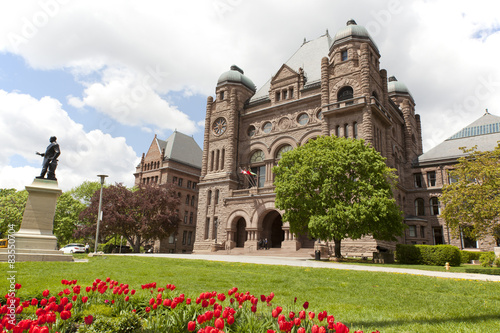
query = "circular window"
(298, 113, 309, 125)
(262, 122, 272, 134)
(250, 150, 265, 163)
(276, 145, 293, 160)
(212, 117, 227, 136)
(247, 125, 256, 137)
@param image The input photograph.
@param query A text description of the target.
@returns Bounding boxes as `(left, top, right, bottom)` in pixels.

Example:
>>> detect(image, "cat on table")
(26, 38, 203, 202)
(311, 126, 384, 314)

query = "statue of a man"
(36, 136, 61, 180)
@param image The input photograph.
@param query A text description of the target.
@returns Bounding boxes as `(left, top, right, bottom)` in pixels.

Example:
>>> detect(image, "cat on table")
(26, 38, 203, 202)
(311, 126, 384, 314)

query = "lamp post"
(94, 174, 108, 253)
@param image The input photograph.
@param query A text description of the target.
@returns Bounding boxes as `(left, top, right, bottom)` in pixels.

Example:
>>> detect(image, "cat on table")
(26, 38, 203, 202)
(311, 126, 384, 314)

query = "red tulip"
(298, 328, 306, 333)
(309, 311, 315, 320)
(145, 307, 151, 313)
(214, 318, 224, 330)
(187, 321, 196, 331)
(319, 326, 326, 333)
(303, 301, 309, 309)
(42, 290, 50, 297)
(333, 322, 349, 333)
(60, 310, 71, 320)
(311, 325, 319, 333)
(227, 315, 235, 325)
(84, 315, 93, 325)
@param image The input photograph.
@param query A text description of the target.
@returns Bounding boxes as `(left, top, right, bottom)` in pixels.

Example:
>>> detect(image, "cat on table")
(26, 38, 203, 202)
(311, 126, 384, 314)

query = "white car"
(60, 243, 86, 254)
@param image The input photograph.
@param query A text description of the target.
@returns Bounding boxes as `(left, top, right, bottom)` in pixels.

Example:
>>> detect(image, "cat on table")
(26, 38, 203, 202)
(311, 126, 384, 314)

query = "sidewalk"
(117, 252, 500, 282)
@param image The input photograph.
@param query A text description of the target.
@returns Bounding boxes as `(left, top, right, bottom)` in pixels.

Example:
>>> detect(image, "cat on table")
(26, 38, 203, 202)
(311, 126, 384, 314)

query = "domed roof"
(333, 19, 377, 50)
(387, 76, 410, 94)
(217, 65, 256, 92)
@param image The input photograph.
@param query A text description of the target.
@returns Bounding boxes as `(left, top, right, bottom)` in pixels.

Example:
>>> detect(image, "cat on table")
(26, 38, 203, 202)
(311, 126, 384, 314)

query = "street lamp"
(94, 174, 108, 253)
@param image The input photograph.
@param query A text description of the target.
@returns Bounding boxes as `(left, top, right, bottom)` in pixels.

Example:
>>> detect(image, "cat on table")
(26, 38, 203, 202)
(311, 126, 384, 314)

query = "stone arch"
(241, 142, 270, 163)
(299, 129, 322, 146)
(226, 210, 251, 249)
(331, 78, 362, 102)
(269, 136, 297, 158)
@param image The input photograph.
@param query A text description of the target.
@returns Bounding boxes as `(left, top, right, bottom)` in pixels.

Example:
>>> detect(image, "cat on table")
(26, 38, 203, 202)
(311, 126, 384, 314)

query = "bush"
(418, 245, 461, 267)
(396, 244, 461, 266)
(465, 268, 500, 275)
(479, 252, 496, 267)
(460, 250, 482, 264)
(395, 244, 421, 264)
(495, 257, 500, 267)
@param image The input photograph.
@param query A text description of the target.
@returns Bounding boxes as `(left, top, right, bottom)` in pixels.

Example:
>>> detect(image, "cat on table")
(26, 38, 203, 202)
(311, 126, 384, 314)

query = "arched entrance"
(262, 211, 284, 248)
(235, 218, 247, 248)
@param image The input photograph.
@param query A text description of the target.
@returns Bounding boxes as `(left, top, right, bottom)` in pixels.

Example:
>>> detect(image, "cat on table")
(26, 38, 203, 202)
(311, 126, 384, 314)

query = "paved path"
(116, 253, 500, 282)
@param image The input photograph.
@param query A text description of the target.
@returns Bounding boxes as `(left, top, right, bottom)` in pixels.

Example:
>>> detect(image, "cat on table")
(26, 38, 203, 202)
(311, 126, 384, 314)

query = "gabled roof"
(417, 111, 500, 165)
(157, 131, 202, 169)
(249, 33, 333, 103)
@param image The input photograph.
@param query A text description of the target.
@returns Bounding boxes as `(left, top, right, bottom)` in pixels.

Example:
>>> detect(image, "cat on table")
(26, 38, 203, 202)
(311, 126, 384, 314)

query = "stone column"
(0, 179, 72, 262)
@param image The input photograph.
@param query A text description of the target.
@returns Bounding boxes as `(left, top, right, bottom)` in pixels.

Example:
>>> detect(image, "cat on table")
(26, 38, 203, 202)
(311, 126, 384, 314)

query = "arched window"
(335, 125, 340, 137)
(215, 190, 219, 204)
(276, 145, 293, 160)
(250, 150, 266, 188)
(430, 197, 440, 215)
(344, 124, 349, 138)
(353, 122, 358, 139)
(337, 86, 353, 102)
(415, 198, 425, 216)
(207, 190, 212, 205)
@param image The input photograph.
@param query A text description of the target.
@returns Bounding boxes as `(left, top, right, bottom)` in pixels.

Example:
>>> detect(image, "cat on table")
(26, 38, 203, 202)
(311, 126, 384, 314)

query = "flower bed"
(1, 277, 380, 333)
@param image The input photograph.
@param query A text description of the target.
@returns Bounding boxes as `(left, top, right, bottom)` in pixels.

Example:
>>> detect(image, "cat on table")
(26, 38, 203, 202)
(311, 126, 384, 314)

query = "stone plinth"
(0, 179, 72, 262)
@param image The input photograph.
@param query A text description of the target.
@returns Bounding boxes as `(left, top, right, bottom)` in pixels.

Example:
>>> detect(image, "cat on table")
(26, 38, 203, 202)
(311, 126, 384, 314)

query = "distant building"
(192, 19, 498, 256)
(410, 110, 500, 250)
(134, 131, 202, 253)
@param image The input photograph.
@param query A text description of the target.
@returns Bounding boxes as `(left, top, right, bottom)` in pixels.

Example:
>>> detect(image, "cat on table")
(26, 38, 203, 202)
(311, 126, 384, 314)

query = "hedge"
(396, 244, 461, 266)
(460, 250, 482, 264)
(465, 268, 500, 275)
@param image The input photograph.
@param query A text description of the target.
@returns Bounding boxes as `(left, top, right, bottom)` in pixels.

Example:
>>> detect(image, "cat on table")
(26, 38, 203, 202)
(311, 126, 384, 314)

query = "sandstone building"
(134, 131, 202, 253)
(191, 19, 499, 255)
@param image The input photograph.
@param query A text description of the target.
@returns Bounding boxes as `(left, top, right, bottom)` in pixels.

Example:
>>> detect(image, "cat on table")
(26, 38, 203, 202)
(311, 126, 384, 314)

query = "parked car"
(60, 243, 86, 254)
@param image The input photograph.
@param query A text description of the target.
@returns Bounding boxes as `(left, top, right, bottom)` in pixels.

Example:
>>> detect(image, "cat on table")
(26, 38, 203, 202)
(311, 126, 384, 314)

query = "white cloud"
(0, 90, 138, 191)
(0, 0, 499, 155)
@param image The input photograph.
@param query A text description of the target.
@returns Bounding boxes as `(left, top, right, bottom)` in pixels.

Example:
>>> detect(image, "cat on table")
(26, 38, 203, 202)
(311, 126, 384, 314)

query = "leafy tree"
(69, 181, 103, 205)
(441, 143, 500, 242)
(77, 183, 180, 252)
(0, 189, 28, 236)
(273, 135, 404, 258)
(54, 192, 86, 246)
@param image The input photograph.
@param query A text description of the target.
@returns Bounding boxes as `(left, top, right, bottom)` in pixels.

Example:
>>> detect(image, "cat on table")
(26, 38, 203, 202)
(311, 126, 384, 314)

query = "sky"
(0, 0, 499, 192)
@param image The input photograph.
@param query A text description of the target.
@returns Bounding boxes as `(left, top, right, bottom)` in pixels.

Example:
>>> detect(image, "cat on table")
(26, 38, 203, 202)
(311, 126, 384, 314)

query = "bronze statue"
(36, 136, 61, 181)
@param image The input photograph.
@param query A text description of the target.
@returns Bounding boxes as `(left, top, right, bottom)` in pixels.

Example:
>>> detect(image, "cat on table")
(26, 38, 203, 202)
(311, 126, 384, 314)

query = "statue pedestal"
(0, 179, 73, 262)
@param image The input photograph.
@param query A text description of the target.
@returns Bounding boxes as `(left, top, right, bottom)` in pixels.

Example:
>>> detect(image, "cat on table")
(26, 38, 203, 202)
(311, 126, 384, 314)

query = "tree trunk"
(333, 238, 342, 258)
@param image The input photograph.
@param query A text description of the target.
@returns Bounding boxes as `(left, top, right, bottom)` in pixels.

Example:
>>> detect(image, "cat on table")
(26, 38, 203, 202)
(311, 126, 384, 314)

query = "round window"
(212, 117, 227, 136)
(263, 122, 272, 134)
(247, 125, 256, 137)
(250, 150, 265, 163)
(298, 113, 309, 125)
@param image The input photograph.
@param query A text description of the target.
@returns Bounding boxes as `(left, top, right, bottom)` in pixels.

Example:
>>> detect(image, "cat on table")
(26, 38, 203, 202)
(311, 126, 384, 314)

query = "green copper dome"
(217, 65, 256, 92)
(388, 76, 410, 94)
(333, 19, 378, 50)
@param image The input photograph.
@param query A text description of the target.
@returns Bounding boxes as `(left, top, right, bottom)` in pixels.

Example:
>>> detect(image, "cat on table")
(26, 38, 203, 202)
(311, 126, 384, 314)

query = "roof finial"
(325, 29, 329, 36)
(485, 108, 490, 114)
(303, 37, 306, 45)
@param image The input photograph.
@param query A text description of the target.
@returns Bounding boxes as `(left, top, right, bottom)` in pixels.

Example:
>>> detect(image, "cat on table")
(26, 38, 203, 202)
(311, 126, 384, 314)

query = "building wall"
(134, 137, 200, 253)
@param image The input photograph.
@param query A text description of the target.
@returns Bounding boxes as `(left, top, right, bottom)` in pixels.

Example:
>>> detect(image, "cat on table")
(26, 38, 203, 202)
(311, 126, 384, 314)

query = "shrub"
(417, 245, 461, 267)
(395, 244, 421, 264)
(396, 244, 461, 266)
(464, 268, 500, 275)
(460, 250, 482, 264)
(479, 252, 496, 267)
(494, 257, 500, 268)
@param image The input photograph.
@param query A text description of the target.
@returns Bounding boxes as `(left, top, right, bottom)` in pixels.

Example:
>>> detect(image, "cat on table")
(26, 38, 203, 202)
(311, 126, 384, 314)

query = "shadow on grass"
(354, 313, 500, 329)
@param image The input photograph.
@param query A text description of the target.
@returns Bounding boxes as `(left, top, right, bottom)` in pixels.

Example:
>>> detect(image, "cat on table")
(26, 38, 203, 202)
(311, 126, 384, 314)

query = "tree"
(273, 135, 404, 258)
(0, 189, 28, 236)
(77, 183, 180, 252)
(441, 143, 500, 242)
(54, 192, 86, 247)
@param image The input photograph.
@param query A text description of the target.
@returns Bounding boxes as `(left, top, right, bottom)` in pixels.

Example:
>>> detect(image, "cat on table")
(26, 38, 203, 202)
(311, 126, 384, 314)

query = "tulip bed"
(1, 278, 380, 333)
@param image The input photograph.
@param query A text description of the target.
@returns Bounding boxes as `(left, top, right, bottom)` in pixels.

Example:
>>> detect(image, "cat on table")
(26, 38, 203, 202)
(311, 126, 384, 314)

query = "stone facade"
(193, 20, 427, 256)
(134, 132, 202, 253)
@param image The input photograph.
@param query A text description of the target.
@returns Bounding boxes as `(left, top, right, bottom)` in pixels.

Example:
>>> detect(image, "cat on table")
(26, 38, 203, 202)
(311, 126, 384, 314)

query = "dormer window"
(275, 91, 281, 101)
(289, 87, 294, 98)
(282, 90, 288, 100)
(341, 50, 348, 61)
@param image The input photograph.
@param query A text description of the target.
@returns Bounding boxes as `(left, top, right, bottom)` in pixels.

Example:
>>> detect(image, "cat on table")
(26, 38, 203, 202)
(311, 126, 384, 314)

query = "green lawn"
(2, 255, 500, 332)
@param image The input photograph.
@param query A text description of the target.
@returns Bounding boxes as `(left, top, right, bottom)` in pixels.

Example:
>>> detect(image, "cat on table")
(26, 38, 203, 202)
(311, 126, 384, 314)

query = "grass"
(2, 255, 500, 332)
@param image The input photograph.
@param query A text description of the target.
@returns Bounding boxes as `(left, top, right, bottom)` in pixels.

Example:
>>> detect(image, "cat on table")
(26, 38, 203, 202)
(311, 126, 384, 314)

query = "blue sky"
(1, 1, 499, 191)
